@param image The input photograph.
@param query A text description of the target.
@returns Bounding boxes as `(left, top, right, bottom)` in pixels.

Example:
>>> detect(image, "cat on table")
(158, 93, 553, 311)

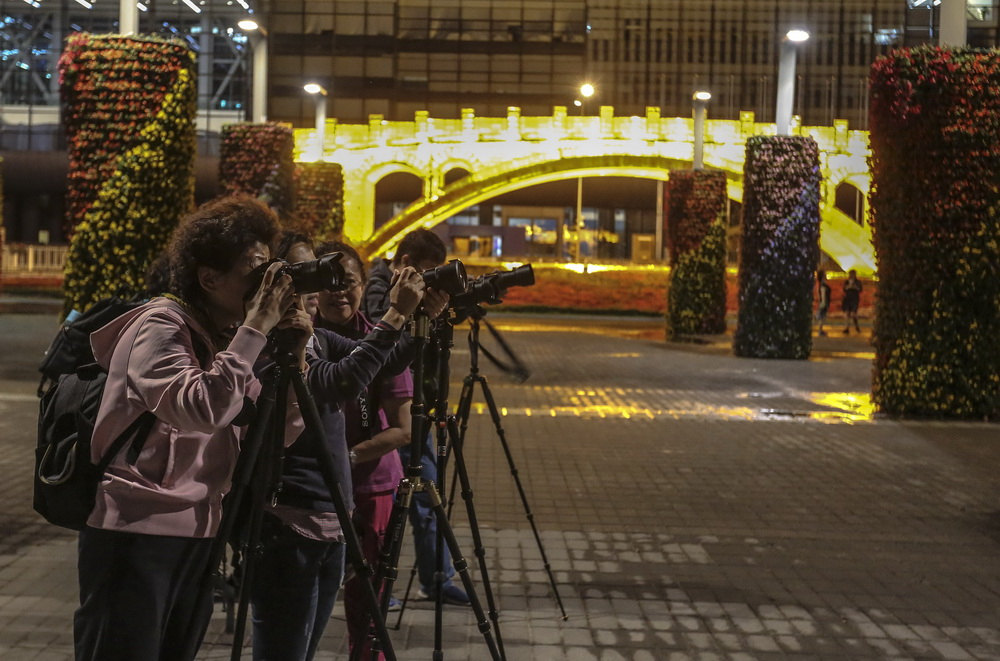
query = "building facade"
(262, 0, 1000, 130)
(2, 0, 999, 258)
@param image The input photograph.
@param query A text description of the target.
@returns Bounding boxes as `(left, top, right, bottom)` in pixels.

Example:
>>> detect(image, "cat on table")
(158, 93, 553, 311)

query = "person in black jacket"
(249, 234, 424, 661)
(363, 229, 470, 607)
(842, 269, 863, 335)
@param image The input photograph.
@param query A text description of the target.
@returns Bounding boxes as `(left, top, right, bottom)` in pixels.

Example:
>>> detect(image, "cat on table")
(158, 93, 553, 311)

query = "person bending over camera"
(74, 196, 311, 661)
(362, 228, 470, 607)
(249, 233, 427, 661)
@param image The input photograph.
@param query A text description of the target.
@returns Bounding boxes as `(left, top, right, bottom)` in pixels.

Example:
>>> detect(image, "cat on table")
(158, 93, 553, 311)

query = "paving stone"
(0, 313, 997, 659)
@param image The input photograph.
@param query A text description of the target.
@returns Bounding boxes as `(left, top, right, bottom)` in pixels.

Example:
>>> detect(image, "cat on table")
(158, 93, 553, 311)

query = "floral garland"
(732, 135, 821, 359)
(219, 122, 295, 221)
(291, 162, 344, 240)
(60, 34, 196, 316)
(869, 45, 1000, 419)
(665, 170, 728, 337)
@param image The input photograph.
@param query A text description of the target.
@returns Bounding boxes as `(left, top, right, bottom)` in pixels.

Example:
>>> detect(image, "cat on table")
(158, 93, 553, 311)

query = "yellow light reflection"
(807, 392, 875, 422)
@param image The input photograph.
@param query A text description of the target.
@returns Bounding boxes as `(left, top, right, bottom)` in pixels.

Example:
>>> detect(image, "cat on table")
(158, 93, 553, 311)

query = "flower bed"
(665, 169, 728, 337)
(495, 265, 668, 315)
(60, 34, 196, 316)
(869, 45, 1000, 419)
(733, 135, 821, 359)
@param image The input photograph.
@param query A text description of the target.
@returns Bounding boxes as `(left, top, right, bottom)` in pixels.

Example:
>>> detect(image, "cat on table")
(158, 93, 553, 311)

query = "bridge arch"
(360, 155, 737, 258)
(359, 154, 875, 274)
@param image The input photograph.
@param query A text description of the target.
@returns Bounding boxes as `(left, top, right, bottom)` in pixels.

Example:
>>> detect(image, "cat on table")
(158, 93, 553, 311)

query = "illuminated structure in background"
(294, 106, 874, 275)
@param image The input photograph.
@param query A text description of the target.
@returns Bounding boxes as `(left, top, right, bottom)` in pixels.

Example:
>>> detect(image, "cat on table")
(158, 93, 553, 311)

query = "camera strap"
(356, 389, 373, 441)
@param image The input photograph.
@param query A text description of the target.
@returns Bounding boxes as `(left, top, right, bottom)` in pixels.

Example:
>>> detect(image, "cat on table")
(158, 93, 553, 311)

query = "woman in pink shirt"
(314, 240, 445, 661)
(74, 196, 311, 661)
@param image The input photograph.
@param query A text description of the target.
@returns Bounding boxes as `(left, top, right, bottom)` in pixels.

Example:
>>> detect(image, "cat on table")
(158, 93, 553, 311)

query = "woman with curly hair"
(74, 195, 312, 661)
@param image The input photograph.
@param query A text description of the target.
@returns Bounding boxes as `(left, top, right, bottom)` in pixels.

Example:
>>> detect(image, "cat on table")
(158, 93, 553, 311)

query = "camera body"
(245, 252, 347, 299)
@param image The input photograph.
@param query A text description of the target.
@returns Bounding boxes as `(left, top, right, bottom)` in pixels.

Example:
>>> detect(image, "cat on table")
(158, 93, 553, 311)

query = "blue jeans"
(397, 435, 456, 592)
(250, 516, 346, 661)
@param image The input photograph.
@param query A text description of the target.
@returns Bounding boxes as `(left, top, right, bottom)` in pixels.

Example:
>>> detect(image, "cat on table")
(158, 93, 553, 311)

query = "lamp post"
(692, 90, 711, 170)
(938, 0, 968, 46)
(119, 0, 139, 35)
(776, 29, 809, 136)
(239, 18, 269, 123)
(575, 82, 595, 261)
(304, 82, 328, 160)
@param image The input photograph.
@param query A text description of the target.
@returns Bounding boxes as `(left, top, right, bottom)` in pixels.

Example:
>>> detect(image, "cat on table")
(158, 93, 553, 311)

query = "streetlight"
(304, 82, 328, 160)
(776, 28, 810, 135)
(575, 82, 595, 261)
(119, 0, 139, 35)
(240, 18, 269, 123)
(578, 82, 595, 114)
(692, 90, 711, 170)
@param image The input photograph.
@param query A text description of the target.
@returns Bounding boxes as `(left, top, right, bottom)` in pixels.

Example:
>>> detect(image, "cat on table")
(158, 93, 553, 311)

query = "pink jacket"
(88, 297, 303, 538)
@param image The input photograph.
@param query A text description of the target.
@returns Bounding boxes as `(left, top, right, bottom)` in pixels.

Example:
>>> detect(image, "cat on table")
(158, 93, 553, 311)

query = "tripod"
(361, 314, 501, 661)
(453, 308, 568, 621)
(188, 340, 395, 661)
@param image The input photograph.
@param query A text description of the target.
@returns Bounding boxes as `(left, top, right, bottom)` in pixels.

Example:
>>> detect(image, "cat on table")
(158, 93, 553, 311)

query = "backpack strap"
(96, 411, 158, 474)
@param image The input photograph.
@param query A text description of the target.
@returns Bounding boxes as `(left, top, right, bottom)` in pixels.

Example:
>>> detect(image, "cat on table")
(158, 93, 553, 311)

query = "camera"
(421, 259, 468, 296)
(245, 252, 346, 298)
(452, 264, 535, 310)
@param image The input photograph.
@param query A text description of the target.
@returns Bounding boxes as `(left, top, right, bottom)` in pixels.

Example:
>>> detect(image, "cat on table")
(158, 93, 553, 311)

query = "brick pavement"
(0, 309, 998, 660)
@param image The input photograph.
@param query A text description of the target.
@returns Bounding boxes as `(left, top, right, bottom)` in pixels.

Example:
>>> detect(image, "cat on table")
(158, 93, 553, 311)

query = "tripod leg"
(423, 480, 503, 661)
(285, 371, 396, 661)
(359, 478, 416, 661)
(473, 376, 568, 621)
(230, 374, 288, 661)
(447, 412, 506, 660)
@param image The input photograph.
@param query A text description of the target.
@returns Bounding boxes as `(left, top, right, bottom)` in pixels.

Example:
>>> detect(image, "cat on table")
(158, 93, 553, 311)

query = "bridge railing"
(1, 243, 68, 276)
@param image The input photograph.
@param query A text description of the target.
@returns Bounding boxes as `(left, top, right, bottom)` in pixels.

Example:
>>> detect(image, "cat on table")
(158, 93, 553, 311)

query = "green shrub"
(665, 169, 728, 337)
(869, 45, 1000, 418)
(292, 162, 344, 240)
(219, 122, 295, 221)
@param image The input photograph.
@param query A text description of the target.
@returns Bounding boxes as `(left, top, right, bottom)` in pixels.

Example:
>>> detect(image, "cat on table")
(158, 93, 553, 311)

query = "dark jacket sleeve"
(363, 259, 393, 322)
(379, 332, 417, 376)
(306, 326, 404, 403)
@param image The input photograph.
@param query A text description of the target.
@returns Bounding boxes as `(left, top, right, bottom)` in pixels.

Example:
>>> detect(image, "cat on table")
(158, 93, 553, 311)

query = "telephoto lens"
(452, 263, 535, 309)
(421, 259, 468, 296)
(284, 252, 346, 293)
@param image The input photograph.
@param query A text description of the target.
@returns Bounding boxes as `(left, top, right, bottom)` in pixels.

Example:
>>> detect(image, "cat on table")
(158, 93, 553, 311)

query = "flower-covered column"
(293, 162, 345, 240)
(60, 34, 196, 316)
(732, 135, 821, 359)
(869, 46, 1000, 419)
(665, 169, 729, 338)
(219, 122, 295, 221)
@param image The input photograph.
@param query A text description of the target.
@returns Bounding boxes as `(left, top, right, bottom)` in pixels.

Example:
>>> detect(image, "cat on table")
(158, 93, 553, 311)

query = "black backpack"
(37, 296, 142, 396)
(34, 297, 156, 530)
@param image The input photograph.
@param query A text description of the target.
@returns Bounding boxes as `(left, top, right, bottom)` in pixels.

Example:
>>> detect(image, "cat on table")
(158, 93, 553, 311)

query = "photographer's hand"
(422, 287, 450, 319)
(243, 262, 295, 335)
(274, 297, 314, 371)
(381, 266, 425, 329)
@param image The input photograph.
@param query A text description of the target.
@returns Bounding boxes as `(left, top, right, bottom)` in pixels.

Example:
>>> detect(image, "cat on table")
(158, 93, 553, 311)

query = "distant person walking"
(815, 270, 831, 336)
(842, 269, 862, 334)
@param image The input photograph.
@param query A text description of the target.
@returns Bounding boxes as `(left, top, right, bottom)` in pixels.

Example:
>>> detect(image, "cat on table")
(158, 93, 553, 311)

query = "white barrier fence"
(1, 243, 68, 276)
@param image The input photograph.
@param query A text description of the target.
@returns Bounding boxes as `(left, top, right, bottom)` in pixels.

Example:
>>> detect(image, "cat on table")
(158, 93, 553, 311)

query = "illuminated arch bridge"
(294, 105, 874, 275)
